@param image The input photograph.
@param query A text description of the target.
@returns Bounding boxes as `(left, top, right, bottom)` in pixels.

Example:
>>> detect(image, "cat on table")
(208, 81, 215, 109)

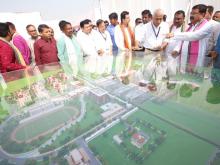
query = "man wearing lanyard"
(140, 9, 169, 54)
(94, 19, 113, 74)
(138, 9, 169, 81)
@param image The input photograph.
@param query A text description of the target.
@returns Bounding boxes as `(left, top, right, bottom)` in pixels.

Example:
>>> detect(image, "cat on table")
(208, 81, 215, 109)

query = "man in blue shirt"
(209, 33, 220, 86)
(107, 12, 118, 55)
(210, 33, 220, 69)
(214, 34, 220, 69)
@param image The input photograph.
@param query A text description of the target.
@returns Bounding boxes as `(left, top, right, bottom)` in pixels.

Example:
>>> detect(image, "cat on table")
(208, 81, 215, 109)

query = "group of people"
(0, 4, 220, 81)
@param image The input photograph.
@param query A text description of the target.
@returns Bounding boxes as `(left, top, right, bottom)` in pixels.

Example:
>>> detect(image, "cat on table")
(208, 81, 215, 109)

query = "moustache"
(190, 16, 194, 20)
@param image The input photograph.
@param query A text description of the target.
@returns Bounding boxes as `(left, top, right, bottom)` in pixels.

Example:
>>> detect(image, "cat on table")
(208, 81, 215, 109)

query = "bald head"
(153, 9, 165, 27)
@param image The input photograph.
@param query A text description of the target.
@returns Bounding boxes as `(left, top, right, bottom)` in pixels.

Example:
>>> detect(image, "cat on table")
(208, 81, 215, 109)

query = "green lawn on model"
(89, 110, 215, 165)
(140, 100, 220, 145)
(15, 106, 79, 142)
(38, 96, 103, 153)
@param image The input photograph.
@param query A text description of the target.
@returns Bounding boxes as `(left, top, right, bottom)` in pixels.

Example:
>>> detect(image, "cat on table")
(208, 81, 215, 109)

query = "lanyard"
(99, 31, 107, 41)
(151, 23, 161, 39)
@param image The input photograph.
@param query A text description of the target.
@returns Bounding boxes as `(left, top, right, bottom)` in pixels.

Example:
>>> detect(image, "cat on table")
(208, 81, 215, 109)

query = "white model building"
(101, 102, 124, 120)
(113, 134, 123, 145)
(89, 88, 108, 104)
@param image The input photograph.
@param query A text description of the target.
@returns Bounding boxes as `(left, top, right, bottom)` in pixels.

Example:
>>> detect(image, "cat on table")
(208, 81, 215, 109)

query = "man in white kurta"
(114, 11, 132, 52)
(138, 9, 169, 82)
(114, 11, 139, 52)
(165, 10, 186, 77)
(171, 22, 213, 73)
(57, 21, 83, 76)
(77, 19, 99, 73)
(114, 11, 136, 77)
(114, 25, 131, 51)
(26, 25, 40, 66)
(169, 5, 214, 73)
(94, 19, 113, 74)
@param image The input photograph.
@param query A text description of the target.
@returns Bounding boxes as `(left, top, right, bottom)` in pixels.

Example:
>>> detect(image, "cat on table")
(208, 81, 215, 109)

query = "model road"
(75, 138, 102, 165)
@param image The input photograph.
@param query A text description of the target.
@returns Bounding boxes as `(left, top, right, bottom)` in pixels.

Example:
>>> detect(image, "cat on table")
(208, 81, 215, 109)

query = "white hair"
(153, 9, 165, 16)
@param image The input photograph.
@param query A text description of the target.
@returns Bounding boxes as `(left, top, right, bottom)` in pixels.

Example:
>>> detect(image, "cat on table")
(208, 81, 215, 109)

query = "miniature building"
(114, 83, 138, 95)
(89, 88, 108, 104)
(16, 90, 32, 108)
(125, 89, 145, 102)
(31, 83, 49, 99)
(47, 75, 67, 93)
(113, 134, 123, 145)
(78, 148, 90, 163)
(98, 79, 118, 88)
(70, 81, 82, 87)
(101, 103, 124, 120)
(67, 148, 90, 165)
(58, 72, 68, 81)
(131, 133, 149, 148)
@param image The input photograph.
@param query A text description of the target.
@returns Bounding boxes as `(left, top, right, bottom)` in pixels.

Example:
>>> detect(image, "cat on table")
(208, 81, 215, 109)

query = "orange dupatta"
(120, 24, 135, 49)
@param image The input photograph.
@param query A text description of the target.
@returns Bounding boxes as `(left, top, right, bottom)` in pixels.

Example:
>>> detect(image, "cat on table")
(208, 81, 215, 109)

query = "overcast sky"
(0, 0, 99, 21)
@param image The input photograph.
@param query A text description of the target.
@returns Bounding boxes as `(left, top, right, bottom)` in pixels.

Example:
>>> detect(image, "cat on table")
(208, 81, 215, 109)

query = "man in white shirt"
(95, 19, 113, 74)
(138, 9, 169, 81)
(77, 19, 101, 73)
(77, 19, 98, 57)
(95, 19, 113, 56)
(165, 10, 186, 76)
(140, 9, 169, 53)
(26, 24, 39, 65)
(135, 10, 152, 47)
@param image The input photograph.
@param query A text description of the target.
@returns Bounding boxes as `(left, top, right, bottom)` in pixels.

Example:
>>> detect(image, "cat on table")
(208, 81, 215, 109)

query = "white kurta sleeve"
(93, 30, 102, 51)
(114, 25, 126, 51)
(106, 31, 113, 46)
(173, 22, 213, 41)
(106, 31, 113, 51)
(77, 32, 97, 56)
(173, 41, 182, 52)
(135, 25, 143, 42)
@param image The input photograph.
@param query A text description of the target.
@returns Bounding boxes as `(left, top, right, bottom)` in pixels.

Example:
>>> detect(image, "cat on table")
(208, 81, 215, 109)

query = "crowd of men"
(0, 4, 220, 80)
